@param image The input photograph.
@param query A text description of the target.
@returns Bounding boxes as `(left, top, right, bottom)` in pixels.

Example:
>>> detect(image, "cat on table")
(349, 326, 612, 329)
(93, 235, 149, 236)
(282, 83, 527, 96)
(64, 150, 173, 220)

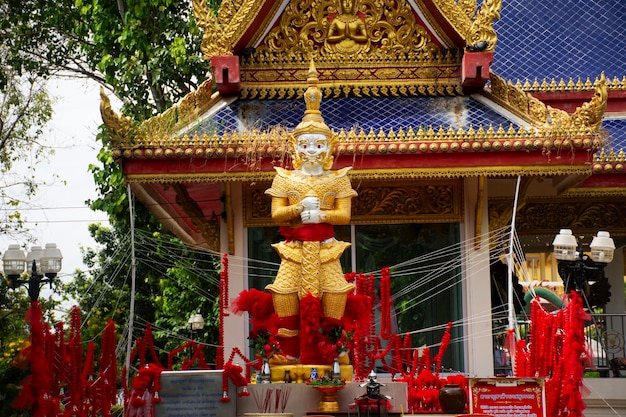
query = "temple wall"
(460, 177, 494, 377)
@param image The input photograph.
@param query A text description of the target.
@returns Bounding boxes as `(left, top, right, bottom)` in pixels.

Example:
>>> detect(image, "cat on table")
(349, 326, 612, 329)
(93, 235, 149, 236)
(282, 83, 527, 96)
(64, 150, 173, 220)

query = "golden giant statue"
(265, 62, 357, 362)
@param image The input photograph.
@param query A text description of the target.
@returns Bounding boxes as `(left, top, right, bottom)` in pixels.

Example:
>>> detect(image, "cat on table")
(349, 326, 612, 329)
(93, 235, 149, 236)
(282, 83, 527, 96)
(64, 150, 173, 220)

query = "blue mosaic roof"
(492, 0, 626, 82)
(602, 118, 626, 150)
(196, 96, 515, 137)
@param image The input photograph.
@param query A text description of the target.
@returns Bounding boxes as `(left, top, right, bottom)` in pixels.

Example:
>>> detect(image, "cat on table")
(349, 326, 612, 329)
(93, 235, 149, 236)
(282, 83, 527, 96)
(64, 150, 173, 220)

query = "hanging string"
(125, 183, 138, 388)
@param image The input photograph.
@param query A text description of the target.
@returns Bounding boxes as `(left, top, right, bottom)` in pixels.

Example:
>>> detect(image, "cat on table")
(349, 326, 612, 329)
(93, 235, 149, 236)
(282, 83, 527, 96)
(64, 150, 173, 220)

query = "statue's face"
(342, 0, 355, 14)
(295, 133, 330, 167)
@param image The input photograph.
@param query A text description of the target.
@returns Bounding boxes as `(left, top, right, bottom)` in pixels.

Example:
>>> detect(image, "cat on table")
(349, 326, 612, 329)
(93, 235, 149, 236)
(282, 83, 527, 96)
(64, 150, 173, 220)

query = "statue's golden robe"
(265, 166, 357, 300)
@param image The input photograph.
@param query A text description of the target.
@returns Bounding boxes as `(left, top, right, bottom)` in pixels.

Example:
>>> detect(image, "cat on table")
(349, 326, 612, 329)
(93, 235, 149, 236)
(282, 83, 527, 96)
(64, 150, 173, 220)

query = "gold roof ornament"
(463, 0, 502, 52)
(488, 72, 608, 135)
(99, 87, 134, 145)
(191, 0, 265, 58)
(570, 72, 608, 130)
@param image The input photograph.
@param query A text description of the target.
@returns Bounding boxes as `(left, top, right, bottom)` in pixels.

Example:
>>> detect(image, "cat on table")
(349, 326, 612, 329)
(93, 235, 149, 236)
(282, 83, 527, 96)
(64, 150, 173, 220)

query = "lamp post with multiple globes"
(552, 229, 615, 297)
(2, 243, 63, 302)
(188, 312, 205, 340)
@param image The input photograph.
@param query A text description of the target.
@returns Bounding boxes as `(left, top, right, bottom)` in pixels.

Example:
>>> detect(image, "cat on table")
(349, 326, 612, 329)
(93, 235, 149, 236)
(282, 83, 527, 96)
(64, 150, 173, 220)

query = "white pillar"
(460, 177, 494, 377)
(604, 246, 625, 314)
(221, 182, 248, 362)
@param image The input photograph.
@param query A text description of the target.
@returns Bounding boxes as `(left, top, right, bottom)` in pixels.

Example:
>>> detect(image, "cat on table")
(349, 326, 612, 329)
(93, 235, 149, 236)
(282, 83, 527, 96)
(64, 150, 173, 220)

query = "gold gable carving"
(253, 0, 441, 60)
(243, 179, 463, 226)
(190, 0, 504, 98)
(241, 0, 462, 99)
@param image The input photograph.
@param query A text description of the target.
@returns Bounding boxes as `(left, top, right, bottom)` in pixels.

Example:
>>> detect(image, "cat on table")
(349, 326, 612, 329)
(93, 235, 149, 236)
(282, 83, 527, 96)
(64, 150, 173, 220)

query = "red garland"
(514, 339, 528, 377)
(368, 274, 375, 339)
(54, 322, 66, 391)
(356, 272, 366, 296)
(564, 293, 587, 417)
(528, 297, 540, 376)
(97, 319, 117, 417)
(433, 321, 452, 375)
(144, 323, 162, 369)
(221, 361, 249, 402)
(218, 253, 229, 369)
(402, 333, 412, 373)
(514, 292, 589, 417)
(64, 306, 85, 417)
(409, 346, 419, 378)
(221, 348, 251, 401)
(299, 294, 324, 364)
(344, 271, 357, 283)
(390, 334, 402, 374)
(127, 363, 163, 416)
(380, 267, 391, 340)
(12, 301, 55, 417)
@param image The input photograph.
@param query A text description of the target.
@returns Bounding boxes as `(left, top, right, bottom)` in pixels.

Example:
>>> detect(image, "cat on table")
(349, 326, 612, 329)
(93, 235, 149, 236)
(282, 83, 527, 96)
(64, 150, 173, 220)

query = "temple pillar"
(221, 182, 247, 361)
(604, 246, 625, 315)
(460, 176, 494, 377)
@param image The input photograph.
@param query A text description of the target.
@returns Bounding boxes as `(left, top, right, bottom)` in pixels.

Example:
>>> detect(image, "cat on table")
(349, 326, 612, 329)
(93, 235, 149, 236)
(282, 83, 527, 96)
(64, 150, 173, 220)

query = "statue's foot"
(269, 354, 298, 365)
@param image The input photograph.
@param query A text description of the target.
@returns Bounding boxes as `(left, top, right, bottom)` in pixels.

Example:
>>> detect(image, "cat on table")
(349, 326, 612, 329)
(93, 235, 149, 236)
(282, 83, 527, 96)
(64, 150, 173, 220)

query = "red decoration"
(218, 253, 229, 369)
(433, 321, 453, 375)
(12, 301, 56, 417)
(127, 363, 163, 417)
(513, 292, 589, 417)
(279, 223, 334, 241)
(299, 293, 325, 364)
(380, 267, 391, 340)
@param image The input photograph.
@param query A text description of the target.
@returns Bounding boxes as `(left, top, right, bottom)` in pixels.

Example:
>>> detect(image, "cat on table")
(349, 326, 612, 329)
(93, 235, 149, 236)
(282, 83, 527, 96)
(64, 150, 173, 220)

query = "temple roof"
(99, 0, 626, 249)
(101, 0, 625, 184)
(492, 0, 626, 154)
(194, 96, 516, 137)
(492, 0, 626, 83)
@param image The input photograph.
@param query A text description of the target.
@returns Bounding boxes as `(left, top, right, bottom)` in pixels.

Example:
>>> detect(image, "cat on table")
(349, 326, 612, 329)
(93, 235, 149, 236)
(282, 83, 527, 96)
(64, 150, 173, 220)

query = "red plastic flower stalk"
(380, 267, 391, 340)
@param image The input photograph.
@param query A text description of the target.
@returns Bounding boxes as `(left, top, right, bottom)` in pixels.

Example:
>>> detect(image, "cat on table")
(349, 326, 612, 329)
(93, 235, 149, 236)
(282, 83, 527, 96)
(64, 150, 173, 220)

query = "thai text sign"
(469, 378, 546, 417)
(155, 370, 236, 417)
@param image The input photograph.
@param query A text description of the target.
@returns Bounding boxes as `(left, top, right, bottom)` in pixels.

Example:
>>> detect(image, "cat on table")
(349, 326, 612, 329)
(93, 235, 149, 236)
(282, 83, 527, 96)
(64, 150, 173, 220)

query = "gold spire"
(292, 60, 333, 139)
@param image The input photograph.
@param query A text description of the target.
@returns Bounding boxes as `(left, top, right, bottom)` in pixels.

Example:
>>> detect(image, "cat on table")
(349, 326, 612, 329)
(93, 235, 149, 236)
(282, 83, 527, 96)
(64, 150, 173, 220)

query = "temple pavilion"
(100, 0, 626, 379)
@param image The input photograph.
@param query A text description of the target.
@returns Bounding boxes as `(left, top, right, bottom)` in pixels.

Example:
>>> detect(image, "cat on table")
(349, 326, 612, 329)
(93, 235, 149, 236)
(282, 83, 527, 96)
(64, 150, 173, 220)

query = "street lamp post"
(552, 229, 615, 295)
(2, 243, 63, 301)
(188, 313, 205, 340)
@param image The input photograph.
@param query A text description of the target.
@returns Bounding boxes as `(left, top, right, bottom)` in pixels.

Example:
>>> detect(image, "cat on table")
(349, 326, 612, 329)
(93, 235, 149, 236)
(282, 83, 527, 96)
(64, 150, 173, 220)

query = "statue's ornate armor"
(265, 166, 357, 305)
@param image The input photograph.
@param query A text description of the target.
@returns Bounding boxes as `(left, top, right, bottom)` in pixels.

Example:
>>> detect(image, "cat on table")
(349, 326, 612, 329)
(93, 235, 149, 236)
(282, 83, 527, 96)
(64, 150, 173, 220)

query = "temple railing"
(492, 313, 626, 377)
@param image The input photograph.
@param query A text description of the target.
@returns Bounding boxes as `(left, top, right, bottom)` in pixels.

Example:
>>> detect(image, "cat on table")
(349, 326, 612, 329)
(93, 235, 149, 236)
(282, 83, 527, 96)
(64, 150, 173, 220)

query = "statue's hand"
(300, 196, 320, 210)
(301, 209, 321, 224)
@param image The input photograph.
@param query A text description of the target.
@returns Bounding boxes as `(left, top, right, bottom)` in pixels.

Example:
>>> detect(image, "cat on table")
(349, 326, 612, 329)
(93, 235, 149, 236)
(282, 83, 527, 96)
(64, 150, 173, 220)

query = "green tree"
(2, 0, 219, 119)
(3, 0, 226, 401)
(0, 66, 54, 237)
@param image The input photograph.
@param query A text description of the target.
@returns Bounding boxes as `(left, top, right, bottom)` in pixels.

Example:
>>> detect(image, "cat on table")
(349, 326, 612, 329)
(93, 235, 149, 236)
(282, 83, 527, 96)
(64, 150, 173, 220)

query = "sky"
(1, 77, 111, 309)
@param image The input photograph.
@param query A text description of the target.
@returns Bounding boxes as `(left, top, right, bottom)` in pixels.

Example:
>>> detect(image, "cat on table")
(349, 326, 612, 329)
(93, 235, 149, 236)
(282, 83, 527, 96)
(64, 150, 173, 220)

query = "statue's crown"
(292, 60, 332, 138)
